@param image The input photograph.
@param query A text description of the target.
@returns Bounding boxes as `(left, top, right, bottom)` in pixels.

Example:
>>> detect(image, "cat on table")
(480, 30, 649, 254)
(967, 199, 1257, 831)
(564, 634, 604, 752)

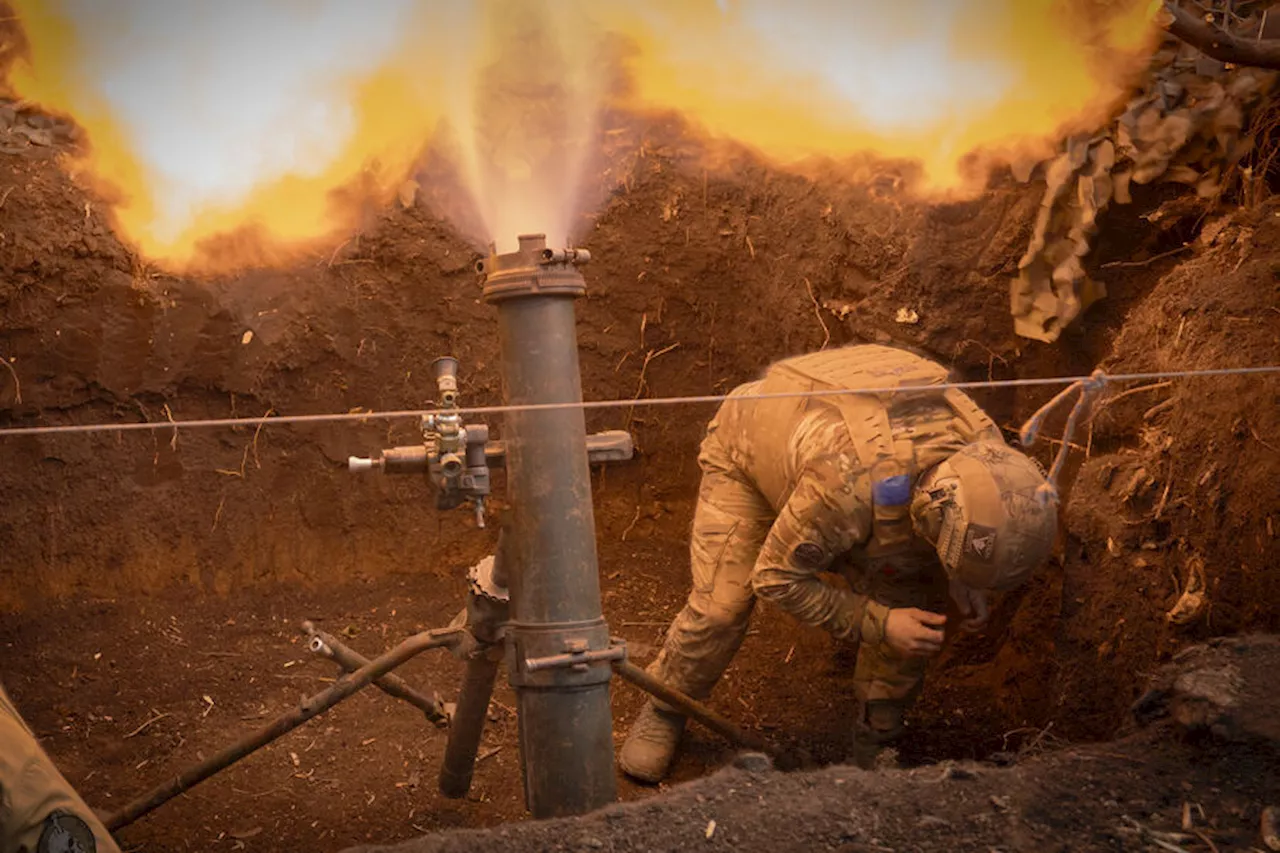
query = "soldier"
(619, 344, 1058, 783)
(1, 682, 119, 852)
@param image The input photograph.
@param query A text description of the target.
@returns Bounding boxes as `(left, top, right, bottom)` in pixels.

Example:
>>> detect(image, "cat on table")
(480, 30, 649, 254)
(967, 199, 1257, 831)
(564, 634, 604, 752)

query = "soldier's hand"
(949, 579, 990, 633)
(884, 608, 947, 658)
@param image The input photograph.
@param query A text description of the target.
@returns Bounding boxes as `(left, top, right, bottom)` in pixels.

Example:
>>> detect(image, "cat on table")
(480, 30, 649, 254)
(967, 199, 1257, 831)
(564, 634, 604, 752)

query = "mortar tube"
(301, 621, 450, 727)
(484, 234, 617, 818)
(104, 627, 461, 833)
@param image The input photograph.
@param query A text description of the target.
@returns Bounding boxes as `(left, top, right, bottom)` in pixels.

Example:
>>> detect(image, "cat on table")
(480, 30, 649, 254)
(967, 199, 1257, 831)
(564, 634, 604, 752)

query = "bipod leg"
(105, 626, 461, 833)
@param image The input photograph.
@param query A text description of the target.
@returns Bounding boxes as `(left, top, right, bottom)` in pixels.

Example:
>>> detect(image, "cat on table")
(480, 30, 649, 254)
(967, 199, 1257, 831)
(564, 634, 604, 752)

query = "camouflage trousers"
(1, 682, 120, 852)
(648, 418, 941, 739)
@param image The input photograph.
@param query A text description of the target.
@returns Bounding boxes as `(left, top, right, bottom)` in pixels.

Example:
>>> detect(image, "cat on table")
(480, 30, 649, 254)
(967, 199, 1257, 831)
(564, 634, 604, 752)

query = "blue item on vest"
(871, 474, 911, 507)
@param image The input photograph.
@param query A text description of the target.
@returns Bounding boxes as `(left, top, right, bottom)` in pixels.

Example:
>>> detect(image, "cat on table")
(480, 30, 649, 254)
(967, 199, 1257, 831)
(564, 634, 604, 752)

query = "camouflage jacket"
(713, 346, 998, 638)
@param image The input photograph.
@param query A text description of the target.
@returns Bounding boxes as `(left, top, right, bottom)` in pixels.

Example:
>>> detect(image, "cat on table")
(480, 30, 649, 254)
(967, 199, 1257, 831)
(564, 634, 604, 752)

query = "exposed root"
(802, 278, 831, 350)
(0, 353, 20, 404)
(620, 505, 642, 542)
(163, 403, 178, 451)
(626, 342, 680, 432)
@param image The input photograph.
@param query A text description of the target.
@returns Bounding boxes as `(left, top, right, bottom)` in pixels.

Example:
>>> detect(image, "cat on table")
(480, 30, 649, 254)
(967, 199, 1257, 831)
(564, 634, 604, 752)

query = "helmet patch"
(964, 524, 997, 563)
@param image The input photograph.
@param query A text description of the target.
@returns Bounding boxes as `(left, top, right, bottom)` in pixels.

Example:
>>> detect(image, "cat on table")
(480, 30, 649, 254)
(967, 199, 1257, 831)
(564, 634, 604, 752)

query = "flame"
(8, 1, 453, 267)
(595, 0, 1162, 187)
(3, 0, 1162, 270)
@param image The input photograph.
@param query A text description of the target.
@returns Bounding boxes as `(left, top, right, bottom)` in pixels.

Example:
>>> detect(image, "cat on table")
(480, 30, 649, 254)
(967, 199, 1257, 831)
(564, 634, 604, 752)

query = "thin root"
(620, 505, 642, 542)
(0, 354, 20, 403)
(802, 278, 831, 350)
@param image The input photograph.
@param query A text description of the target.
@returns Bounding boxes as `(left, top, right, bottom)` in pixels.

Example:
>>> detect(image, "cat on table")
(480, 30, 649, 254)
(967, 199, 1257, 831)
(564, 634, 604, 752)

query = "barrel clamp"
(524, 637, 628, 674)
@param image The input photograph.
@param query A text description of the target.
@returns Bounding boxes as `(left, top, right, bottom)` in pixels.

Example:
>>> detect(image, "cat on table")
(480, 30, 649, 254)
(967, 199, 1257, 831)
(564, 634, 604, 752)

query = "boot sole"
(617, 753, 667, 785)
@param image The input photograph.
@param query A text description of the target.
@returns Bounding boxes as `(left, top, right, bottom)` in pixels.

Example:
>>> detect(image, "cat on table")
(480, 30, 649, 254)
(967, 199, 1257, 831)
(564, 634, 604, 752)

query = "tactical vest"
(751, 345, 1002, 551)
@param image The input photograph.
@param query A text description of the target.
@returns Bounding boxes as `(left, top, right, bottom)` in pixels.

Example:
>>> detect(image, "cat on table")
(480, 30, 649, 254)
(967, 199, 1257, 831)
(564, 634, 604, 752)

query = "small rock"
(942, 764, 977, 781)
(1171, 665, 1243, 737)
(12, 126, 54, 147)
(990, 795, 1011, 812)
(23, 112, 56, 130)
(732, 752, 773, 773)
(916, 815, 952, 829)
(241, 330, 254, 345)
(986, 751, 1017, 767)
(894, 307, 920, 325)
(579, 836, 604, 850)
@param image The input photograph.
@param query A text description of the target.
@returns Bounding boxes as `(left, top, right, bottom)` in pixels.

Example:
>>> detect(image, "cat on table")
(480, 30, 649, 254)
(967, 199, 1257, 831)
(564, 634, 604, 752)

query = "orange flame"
(4, 0, 1162, 271)
(598, 0, 1162, 186)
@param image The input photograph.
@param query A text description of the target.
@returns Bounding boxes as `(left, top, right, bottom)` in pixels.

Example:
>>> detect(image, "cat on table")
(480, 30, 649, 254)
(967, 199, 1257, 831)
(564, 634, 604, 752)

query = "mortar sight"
(433, 357, 459, 407)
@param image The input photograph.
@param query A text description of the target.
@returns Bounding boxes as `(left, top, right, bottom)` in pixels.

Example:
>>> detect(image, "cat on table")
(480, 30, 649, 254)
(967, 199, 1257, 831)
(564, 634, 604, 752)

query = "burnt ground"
(0, 96, 1278, 853)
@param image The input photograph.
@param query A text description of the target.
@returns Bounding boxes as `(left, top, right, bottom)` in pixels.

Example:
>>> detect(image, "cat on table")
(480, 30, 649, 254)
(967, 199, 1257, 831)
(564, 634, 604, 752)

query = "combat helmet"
(909, 440, 1058, 590)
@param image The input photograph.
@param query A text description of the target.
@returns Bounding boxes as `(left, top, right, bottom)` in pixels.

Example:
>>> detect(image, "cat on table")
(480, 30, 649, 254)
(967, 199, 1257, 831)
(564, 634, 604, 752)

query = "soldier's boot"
(850, 700, 906, 770)
(619, 702, 688, 784)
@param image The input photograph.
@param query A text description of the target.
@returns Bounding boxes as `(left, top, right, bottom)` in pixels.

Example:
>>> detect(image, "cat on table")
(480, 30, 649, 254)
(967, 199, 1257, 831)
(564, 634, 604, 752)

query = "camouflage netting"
(1012, 37, 1278, 342)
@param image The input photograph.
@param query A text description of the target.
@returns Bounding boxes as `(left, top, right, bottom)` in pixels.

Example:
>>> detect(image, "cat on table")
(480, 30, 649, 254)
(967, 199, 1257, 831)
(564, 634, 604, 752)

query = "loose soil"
(0, 92, 1277, 852)
(346, 637, 1280, 853)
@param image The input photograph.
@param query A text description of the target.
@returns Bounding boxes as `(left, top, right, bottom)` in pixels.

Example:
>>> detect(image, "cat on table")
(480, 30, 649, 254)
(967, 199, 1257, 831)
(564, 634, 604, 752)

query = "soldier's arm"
(749, 455, 882, 640)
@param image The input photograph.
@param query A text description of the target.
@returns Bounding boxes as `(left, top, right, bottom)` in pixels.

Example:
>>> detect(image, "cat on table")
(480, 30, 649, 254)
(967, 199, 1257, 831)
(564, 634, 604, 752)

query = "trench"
(4, 107, 1280, 851)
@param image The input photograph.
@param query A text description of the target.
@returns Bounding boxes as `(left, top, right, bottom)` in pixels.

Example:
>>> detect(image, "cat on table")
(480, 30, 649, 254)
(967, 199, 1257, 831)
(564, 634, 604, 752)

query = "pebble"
(986, 751, 1017, 767)
(732, 752, 773, 773)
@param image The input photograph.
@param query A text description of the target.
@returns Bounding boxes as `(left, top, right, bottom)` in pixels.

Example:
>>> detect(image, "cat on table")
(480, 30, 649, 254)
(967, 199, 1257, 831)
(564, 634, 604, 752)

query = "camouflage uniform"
(647, 345, 1004, 734)
(1, 683, 118, 853)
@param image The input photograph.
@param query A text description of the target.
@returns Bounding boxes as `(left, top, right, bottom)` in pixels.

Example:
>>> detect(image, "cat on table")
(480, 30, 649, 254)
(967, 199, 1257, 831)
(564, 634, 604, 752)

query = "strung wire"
(0, 364, 1277, 439)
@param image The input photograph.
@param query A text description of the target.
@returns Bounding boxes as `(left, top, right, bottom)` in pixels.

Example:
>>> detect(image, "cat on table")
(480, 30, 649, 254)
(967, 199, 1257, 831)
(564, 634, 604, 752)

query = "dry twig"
(1101, 244, 1193, 269)
(1190, 828, 1220, 853)
(124, 712, 170, 740)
